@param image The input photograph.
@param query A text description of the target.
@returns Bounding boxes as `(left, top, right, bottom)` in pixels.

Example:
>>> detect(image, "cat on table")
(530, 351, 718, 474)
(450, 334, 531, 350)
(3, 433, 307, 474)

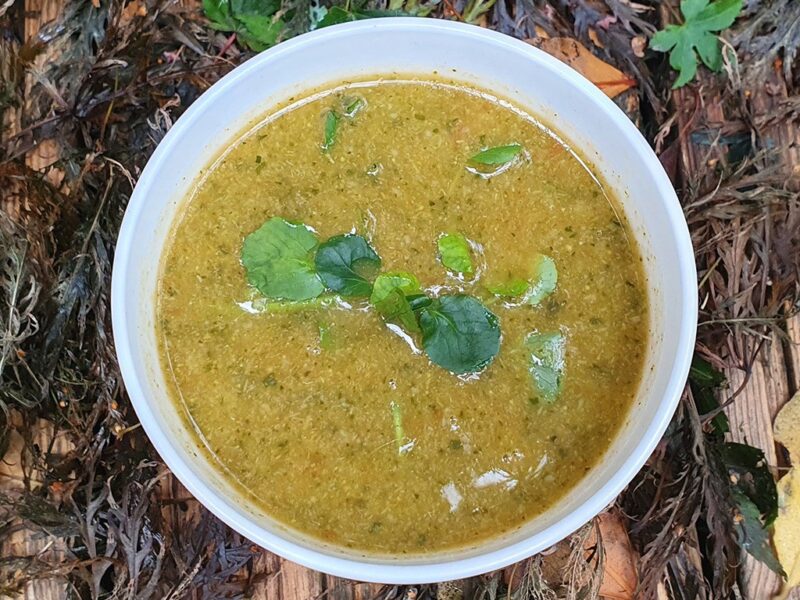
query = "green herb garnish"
(651, 0, 743, 88)
(390, 401, 405, 453)
(437, 233, 474, 276)
(418, 295, 501, 374)
(527, 255, 558, 305)
(525, 331, 565, 403)
(488, 254, 557, 305)
(468, 144, 523, 166)
(241, 217, 324, 301)
(315, 234, 381, 297)
(370, 272, 422, 332)
(322, 110, 340, 151)
(344, 96, 366, 117)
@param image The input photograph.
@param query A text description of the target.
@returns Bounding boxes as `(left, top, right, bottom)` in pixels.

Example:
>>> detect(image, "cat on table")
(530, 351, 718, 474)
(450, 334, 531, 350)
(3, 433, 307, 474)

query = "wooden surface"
(2, 1, 799, 599)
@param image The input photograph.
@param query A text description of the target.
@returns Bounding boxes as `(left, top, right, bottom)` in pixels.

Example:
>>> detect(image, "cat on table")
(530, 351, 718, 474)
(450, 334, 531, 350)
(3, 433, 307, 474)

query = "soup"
(157, 79, 648, 554)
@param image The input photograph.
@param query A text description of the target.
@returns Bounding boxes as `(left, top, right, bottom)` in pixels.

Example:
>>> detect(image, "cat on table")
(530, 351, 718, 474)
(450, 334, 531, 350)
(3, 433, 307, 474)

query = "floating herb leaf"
(370, 272, 422, 332)
(438, 233, 474, 276)
(488, 254, 557, 305)
(487, 279, 529, 297)
(527, 255, 558, 305)
(315, 234, 381, 297)
(322, 110, 339, 152)
(241, 217, 324, 301)
(650, 0, 743, 88)
(344, 96, 365, 117)
(468, 144, 523, 166)
(418, 295, 501, 374)
(525, 330, 565, 403)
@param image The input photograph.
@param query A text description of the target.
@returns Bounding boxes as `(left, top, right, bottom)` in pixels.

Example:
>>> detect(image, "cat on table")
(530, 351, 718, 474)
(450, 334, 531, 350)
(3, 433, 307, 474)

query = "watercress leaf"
(315, 234, 381, 297)
(343, 96, 366, 117)
(525, 331, 565, 403)
(438, 233, 474, 275)
(322, 110, 339, 151)
(650, 0, 742, 88)
(486, 254, 557, 304)
(241, 217, 324, 301)
(371, 272, 421, 303)
(407, 293, 433, 312)
(370, 272, 422, 332)
(487, 279, 529, 298)
(419, 295, 501, 374)
(526, 254, 558, 305)
(468, 144, 523, 166)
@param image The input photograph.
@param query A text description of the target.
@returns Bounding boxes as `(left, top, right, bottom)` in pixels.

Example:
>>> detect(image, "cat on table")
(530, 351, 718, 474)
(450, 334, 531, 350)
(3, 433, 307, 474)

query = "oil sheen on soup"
(158, 80, 648, 554)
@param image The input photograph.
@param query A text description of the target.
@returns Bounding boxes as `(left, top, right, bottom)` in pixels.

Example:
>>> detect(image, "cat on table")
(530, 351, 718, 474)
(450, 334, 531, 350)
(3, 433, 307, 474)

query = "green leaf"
(343, 96, 366, 118)
(468, 143, 523, 166)
(650, 0, 742, 88)
(318, 319, 335, 350)
(241, 217, 324, 301)
(390, 401, 406, 453)
(689, 355, 729, 434)
(689, 356, 726, 387)
(526, 255, 558, 305)
(681, 0, 709, 19)
(407, 293, 433, 312)
(486, 279, 529, 297)
(315, 234, 381, 297)
(315, 6, 410, 28)
(231, 0, 281, 16)
(370, 272, 422, 332)
(732, 488, 785, 576)
(487, 254, 557, 305)
(322, 110, 339, 152)
(693, 0, 743, 30)
(525, 331, 565, 403)
(438, 233, 474, 276)
(720, 442, 778, 526)
(695, 30, 722, 70)
(203, 0, 235, 28)
(315, 6, 355, 27)
(236, 14, 283, 46)
(418, 295, 500, 374)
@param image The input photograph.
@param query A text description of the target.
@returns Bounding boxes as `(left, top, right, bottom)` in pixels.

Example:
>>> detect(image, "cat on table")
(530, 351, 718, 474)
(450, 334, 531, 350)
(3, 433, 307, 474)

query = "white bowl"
(111, 18, 696, 584)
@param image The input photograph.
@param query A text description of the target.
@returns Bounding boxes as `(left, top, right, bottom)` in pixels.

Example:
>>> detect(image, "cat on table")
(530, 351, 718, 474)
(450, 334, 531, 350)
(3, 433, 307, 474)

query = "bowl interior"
(112, 19, 695, 583)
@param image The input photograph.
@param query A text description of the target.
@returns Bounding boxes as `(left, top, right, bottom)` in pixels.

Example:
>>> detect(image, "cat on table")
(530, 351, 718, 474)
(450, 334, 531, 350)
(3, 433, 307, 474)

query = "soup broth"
(157, 79, 648, 554)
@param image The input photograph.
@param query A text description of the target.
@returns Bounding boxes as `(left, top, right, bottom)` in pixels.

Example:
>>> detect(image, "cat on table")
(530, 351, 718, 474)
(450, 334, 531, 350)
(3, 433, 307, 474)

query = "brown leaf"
(526, 37, 636, 99)
(591, 511, 638, 600)
(773, 391, 800, 599)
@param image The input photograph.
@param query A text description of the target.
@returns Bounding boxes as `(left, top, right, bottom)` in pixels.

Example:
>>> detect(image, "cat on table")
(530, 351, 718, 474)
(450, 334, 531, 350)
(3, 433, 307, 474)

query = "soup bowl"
(111, 18, 696, 584)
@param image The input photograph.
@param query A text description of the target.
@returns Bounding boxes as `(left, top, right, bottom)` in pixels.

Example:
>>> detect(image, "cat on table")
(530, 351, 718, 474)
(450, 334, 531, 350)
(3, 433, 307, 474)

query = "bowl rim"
(111, 17, 697, 584)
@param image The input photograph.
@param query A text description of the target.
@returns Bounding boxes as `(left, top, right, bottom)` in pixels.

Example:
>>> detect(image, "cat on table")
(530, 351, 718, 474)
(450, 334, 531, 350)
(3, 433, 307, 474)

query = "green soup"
(157, 79, 648, 554)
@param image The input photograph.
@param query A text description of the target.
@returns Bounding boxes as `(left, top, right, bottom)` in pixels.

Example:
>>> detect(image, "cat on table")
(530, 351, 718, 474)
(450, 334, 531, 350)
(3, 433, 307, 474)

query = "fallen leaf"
(526, 37, 636, 99)
(774, 391, 800, 599)
(593, 511, 638, 599)
(588, 28, 605, 49)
